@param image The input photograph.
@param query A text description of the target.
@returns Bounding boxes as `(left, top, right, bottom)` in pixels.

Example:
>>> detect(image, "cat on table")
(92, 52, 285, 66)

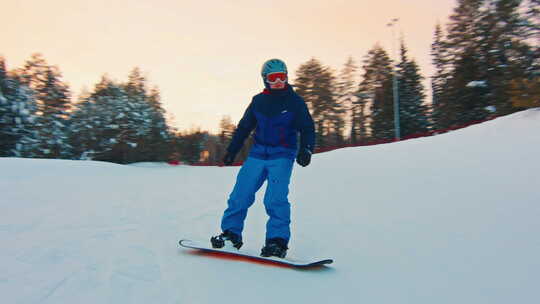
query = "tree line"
(0, 54, 174, 163)
(215, 0, 538, 161)
(1, 0, 538, 164)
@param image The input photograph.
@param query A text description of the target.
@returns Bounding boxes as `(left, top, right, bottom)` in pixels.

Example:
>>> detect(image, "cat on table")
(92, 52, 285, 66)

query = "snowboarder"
(211, 58, 315, 258)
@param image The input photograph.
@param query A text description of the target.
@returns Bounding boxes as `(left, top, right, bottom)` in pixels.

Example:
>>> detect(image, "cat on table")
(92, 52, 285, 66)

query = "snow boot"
(210, 230, 243, 249)
(260, 238, 288, 258)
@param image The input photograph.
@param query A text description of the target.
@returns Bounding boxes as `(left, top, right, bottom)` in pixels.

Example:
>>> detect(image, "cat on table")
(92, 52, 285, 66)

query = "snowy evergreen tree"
(35, 66, 72, 158)
(17, 54, 72, 158)
(69, 71, 171, 164)
(0, 57, 15, 155)
(69, 76, 113, 160)
(122, 68, 171, 162)
(0, 57, 6, 84)
(70, 76, 139, 163)
(17, 54, 70, 117)
(0, 57, 39, 157)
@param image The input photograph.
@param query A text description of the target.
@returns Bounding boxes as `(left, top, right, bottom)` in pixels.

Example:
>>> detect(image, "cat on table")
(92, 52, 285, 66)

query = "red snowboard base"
(179, 239, 333, 269)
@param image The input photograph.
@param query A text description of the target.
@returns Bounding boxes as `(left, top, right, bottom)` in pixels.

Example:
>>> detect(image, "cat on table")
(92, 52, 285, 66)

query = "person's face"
(266, 72, 287, 90)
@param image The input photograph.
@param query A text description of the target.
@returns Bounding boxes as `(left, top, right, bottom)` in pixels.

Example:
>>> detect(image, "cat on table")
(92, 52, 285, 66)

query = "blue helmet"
(261, 59, 288, 79)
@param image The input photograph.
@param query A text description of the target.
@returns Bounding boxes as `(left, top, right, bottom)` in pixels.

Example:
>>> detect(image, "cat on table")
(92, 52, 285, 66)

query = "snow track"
(1, 109, 539, 304)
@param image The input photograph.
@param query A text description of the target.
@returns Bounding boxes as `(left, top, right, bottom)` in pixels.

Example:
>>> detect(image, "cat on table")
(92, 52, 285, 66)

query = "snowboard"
(179, 239, 333, 269)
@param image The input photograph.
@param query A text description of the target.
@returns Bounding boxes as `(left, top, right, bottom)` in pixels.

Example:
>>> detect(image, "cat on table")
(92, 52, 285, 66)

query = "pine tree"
(294, 58, 342, 148)
(294, 58, 325, 147)
(326, 67, 346, 147)
(337, 57, 358, 144)
(69, 76, 115, 160)
(431, 23, 453, 130)
(219, 115, 235, 145)
(478, 0, 532, 115)
(359, 45, 394, 141)
(17, 54, 72, 158)
(524, 0, 539, 77)
(446, 0, 485, 61)
(69, 76, 134, 163)
(17, 54, 47, 90)
(351, 89, 369, 144)
(146, 86, 172, 161)
(523, 0, 539, 43)
(36, 66, 71, 158)
(217, 115, 235, 160)
(69, 71, 171, 164)
(0, 57, 6, 83)
(438, 0, 536, 124)
(397, 40, 430, 137)
(445, 0, 492, 124)
(0, 57, 39, 157)
(122, 68, 171, 162)
(148, 86, 163, 112)
(175, 128, 208, 164)
(17, 54, 71, 116)
(0, 57, 15, 155)
(505, 0, 540, 108)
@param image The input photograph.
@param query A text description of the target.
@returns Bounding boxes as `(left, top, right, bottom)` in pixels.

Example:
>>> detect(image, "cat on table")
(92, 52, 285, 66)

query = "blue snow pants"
(221, 157, 294, 244)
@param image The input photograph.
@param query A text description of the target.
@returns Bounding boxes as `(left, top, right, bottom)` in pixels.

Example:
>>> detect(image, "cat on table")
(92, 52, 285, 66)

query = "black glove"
(222, 152, 236, 166)
(296, 148, 312, 167)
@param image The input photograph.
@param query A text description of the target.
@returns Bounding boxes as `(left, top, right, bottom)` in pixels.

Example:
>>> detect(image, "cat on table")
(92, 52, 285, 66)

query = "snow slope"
(1, 109, 539, 304)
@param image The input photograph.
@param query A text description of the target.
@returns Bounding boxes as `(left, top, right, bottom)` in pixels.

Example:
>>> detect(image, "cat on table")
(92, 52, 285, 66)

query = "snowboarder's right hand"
(222, 152, 236, 166)
(296, 148, 312, 167)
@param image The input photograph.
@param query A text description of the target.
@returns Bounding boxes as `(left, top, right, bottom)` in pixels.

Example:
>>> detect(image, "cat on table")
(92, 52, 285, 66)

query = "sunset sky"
(3, 0, 457, 132)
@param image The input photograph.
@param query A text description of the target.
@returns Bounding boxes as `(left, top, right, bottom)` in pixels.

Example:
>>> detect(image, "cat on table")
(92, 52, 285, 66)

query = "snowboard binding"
(210, 230, 243, 250)
(260, 238, 288, 258)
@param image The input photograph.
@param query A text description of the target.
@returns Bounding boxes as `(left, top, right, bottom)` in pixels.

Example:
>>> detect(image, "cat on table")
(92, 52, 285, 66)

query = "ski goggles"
(266, 72, 287, 84)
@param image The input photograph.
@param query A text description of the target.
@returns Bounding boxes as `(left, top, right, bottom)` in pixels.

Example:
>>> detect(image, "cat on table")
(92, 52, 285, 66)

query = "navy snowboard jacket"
(227, 84, 315, 160)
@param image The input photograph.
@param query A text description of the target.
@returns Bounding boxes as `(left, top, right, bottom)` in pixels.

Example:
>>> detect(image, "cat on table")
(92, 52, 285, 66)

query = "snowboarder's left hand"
(296, 149, 311, 167)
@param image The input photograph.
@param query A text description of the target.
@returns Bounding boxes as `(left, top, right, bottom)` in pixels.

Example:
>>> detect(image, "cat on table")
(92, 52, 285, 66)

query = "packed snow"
(1, 109, 539, 304)
(466, 80, 488, 88)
